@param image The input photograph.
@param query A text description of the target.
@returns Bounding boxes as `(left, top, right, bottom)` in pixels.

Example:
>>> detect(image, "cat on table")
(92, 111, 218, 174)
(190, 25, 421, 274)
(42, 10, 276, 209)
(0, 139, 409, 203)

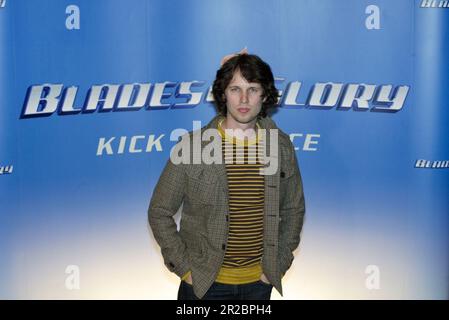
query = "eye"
(229, 87, 239, 92)
(249, 87, 260, 93)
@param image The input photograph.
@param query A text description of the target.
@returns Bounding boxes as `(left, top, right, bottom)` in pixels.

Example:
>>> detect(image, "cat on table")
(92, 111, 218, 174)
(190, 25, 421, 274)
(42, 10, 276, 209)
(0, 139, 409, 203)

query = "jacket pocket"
(185, 166, 218, 205)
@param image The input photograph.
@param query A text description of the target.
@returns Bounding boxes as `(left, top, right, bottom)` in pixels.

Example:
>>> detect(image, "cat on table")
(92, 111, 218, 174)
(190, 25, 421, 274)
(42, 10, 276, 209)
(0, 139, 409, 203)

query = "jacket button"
(222, 244, 226, 250)
(280, 171, 285, 178)
(169, 262, 175, 268)
(225, 215, 229, 222)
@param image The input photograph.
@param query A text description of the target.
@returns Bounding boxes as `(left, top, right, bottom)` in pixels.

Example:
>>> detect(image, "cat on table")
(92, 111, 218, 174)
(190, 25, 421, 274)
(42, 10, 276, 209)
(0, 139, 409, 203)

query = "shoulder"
(259, 116, 293, 150)
(277, 128, 292, 147)
(276, 128, 295, 158)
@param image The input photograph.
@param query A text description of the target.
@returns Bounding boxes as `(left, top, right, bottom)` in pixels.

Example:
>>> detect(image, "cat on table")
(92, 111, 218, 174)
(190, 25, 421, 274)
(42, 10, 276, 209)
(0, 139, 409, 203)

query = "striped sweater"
(215, 117, 265, 284)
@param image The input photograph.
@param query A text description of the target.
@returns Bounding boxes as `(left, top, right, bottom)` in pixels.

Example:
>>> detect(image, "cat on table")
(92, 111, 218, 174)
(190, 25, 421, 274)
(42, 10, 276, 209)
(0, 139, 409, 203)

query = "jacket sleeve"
(148, 157, 191, 278)
(278, 141, 306, 276)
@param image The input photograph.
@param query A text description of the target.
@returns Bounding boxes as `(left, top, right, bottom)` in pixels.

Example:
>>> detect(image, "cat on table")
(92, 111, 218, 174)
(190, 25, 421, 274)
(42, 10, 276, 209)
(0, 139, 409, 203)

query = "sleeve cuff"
(181, 270, 191, 281)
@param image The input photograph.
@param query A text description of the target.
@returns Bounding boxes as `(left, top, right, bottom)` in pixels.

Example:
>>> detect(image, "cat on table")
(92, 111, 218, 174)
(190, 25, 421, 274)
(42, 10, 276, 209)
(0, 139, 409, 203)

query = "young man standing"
(148, 53, 305, 300)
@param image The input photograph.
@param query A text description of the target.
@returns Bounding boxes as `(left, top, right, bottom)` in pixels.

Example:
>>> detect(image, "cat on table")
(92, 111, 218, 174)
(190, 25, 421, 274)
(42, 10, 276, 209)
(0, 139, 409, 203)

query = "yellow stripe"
(216, 263, 263, 284)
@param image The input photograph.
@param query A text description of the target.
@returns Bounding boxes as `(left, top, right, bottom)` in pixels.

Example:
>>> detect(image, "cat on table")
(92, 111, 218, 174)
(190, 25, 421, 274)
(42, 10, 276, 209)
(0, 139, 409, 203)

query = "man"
(148, 52, 305, 300)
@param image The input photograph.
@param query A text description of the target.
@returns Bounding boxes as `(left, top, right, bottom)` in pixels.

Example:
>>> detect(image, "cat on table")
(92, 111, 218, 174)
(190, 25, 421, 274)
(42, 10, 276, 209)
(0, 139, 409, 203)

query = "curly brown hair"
(212, 54, 279, 118)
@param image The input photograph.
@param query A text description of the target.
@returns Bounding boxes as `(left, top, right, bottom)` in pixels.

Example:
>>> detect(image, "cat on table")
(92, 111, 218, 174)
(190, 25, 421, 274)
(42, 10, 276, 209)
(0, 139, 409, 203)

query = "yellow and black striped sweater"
(215, 118, 265, 284)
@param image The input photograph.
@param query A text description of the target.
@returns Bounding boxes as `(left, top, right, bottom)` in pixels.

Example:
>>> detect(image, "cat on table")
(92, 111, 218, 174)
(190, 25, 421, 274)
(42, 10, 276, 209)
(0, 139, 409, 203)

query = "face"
(223, 69, 266, 129)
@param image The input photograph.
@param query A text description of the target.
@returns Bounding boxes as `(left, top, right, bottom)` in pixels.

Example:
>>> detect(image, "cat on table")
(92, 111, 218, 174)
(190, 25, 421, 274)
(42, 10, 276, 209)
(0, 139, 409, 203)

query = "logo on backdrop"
(415, 159, 449, 169)
(0, 164, 13, 175)
(20, 81, 410, 119)
(0, 0, 6, 9)
(420, 0, 449, 8)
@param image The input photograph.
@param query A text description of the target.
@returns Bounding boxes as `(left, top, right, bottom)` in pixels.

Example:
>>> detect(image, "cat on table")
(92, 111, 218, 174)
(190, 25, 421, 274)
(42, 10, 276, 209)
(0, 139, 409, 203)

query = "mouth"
(237, 108, 250, 114)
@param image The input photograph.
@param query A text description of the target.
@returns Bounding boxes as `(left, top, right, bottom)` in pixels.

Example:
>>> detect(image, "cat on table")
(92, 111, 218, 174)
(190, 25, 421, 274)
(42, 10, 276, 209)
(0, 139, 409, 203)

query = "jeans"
(177, 280, 273, 300)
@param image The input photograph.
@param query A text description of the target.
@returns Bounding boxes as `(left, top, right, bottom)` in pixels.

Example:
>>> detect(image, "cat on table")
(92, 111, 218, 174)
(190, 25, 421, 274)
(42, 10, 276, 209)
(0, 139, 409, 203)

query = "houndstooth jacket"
(148, 114, 306, 299)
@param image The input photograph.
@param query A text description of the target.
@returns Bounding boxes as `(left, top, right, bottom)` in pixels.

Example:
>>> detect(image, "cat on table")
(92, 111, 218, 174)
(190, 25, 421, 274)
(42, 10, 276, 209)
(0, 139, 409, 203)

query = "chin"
(232, 112, 254, 120)
(235, 116, 256, 124)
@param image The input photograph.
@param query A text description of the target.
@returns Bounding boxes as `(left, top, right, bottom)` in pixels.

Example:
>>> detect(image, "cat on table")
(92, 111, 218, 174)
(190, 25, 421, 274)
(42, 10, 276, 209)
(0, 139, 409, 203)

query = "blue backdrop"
(0, 0, 448, 299)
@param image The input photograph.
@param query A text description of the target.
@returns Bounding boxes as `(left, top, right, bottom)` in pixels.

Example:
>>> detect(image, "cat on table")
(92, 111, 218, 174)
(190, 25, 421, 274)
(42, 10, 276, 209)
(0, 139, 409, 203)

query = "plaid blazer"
(148, 115, 306, 299)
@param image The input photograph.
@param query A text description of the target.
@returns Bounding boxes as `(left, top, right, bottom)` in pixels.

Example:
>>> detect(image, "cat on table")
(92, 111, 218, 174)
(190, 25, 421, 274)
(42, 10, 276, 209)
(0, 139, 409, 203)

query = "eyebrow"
(228, 85, 261, 88)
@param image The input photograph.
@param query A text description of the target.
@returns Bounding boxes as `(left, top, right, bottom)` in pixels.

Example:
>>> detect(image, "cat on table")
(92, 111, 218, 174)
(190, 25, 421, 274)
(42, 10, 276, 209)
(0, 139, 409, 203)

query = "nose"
(240, 91, 248, 104)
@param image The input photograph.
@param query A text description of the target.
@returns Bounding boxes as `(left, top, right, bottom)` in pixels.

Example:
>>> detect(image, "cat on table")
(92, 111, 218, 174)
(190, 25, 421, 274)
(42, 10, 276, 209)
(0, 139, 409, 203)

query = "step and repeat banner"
(0, 0, 448, 299)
